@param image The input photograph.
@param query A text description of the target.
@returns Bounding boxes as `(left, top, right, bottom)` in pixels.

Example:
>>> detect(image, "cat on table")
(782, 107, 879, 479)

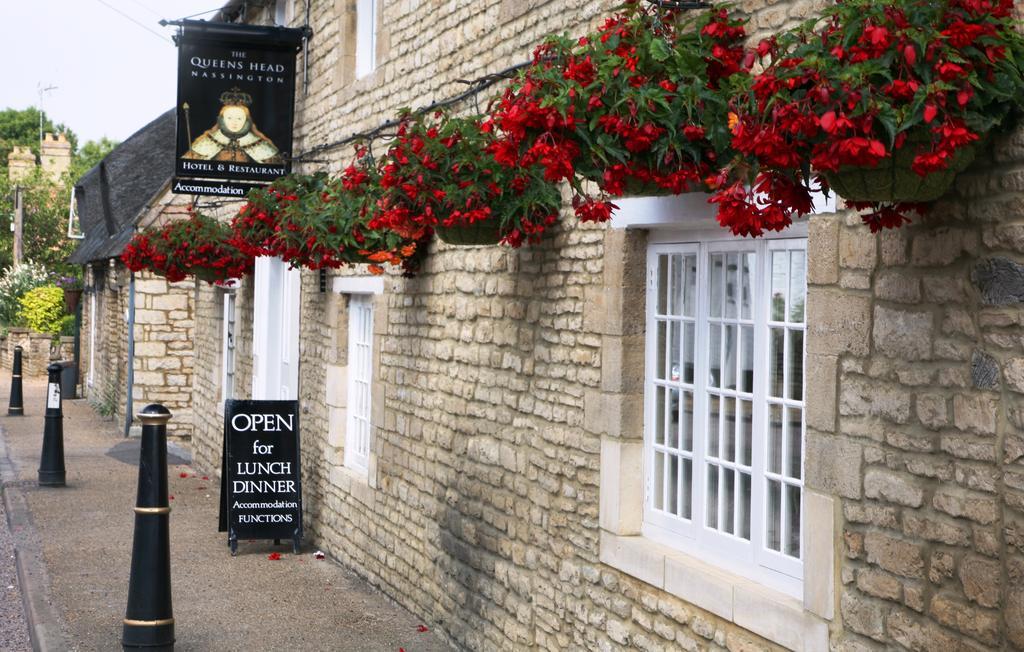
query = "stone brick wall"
(131, 273, 196, 440)
(181, 0, 1024, 650)
(81, 263, 129, 425)
(0, 329, 58, 376)
(806, 125, 1024, 650)
(80, 262, 195, 439)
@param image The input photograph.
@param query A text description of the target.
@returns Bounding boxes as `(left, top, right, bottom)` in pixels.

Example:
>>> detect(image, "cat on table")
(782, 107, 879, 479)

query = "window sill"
(599, 529, 829, 652)
(329, 464, 375, 507)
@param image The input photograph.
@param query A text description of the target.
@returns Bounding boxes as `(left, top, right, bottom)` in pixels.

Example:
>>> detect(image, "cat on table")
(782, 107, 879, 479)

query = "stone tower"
(40, 132, 71, 181)
(7, 146, 36, 182)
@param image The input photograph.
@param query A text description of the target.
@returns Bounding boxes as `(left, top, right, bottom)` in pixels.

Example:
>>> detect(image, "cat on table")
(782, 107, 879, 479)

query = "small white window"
(643, 236, 807, 596)
(274, 0, 292, 26)
(355, 0, 377, 79)
(345, 294, 373, 472)
(221, 290, 237, 405)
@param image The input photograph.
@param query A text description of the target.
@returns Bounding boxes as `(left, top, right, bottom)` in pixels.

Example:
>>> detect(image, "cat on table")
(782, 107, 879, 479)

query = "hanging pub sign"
(172, 20, 306, 196)
(218, 399, 303, 555)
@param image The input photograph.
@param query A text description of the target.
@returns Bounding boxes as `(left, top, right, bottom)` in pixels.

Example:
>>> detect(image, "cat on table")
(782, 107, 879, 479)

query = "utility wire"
(121, 0, 163, 19)
(176, 6, 226, 20)
(91, 0, 172, 43)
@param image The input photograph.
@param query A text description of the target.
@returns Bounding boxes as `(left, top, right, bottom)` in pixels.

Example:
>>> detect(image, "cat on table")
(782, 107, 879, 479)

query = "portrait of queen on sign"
(183, 88, 283, 164)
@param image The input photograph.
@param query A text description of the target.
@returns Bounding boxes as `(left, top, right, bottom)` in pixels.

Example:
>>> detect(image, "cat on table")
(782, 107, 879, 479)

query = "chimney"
(7, 146, 36, 183)
(40, 132, 72, 182)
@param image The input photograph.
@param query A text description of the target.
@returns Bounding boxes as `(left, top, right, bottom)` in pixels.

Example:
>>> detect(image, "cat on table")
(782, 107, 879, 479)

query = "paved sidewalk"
(0, 377, 452, 652)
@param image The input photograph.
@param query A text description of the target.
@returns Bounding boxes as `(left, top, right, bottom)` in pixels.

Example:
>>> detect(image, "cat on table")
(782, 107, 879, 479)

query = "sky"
(1, 0, 226, 146)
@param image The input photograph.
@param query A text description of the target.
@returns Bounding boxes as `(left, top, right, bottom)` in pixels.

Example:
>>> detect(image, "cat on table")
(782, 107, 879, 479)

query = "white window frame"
(354, 0, 377, 79)
(220, 289, 238, 410)
(344, 294, 373, 473)
(642, 234, 807, 598)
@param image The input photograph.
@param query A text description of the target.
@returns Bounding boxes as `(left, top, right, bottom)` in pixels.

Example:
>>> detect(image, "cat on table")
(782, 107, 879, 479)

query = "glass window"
(355, 0, 377, 79)
(345, 294, 374, 472)
(644, 238, 807, 591)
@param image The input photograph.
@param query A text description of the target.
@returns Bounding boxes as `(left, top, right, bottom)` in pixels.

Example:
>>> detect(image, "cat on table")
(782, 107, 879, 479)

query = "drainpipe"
(124, 270, 135, 437)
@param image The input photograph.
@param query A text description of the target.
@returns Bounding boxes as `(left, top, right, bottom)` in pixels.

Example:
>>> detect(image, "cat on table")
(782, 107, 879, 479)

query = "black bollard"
(7, 345, 24, 416)
(38, 362, 66, 487)
(123, 404, 174, 651)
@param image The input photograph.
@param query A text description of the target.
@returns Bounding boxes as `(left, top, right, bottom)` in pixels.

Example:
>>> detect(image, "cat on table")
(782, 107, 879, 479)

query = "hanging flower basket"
(717, 0, 1024, 234)
(371, 111, 561, 248)
(435, 221, 504, 246)
(62, 288, 83, 314)
(122, 210, 253, 284)
(824, 141, 977, 204)
(231, 167, 426, 275)
(490, 4, 748, 224)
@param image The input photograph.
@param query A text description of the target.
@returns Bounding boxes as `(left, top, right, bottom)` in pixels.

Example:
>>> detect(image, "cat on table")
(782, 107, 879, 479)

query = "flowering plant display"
(716, 0, 1024, 235)
(230, 163, 423, 274)
(122, 210, 253, 283)
(489, 1, 749, 223)
(368, 110, 562, 247)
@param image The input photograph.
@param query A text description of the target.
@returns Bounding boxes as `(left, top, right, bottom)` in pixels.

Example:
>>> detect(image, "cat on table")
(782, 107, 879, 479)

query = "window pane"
(769, 404, 783, 474)
(723, 467, 735, 534)
(684, 255, 697, 317)
(657, 255, 669, 315)
(723, 397, 736, 462)
(668, 454, 679, 515)
(669, 321, 681, 383)
(668, 388, 680, 449)
(683, 322, 695, 384)
(669, 254, 684, 316)
(725, 253, 738, 319)
(709, 325, 722, 388)
(710, 254, 724, 318)
(723, 324, 737, 391)
(787, 329, 804, 401)
(738, 399, 752, 466)
(790, 250, 806, 323)
(681, 459, 693, 520)
(769, 328, 784, 398)
(708, 395, 720, 458)
(771, 251, 788, 322)
(707, 466, 719, 529)
(739, 472, 751, 540)
(655, 387, 666, 446)
(681, 391, 694, 452)
(741, 252, 754, 320)
(739, 325, 753, 394)
(787, 408, 802, 479)
(654, 452, 665, 511)
(786, 483, 801, 558)
(767, 479, 782, 551)
(656, 322, 667, 381)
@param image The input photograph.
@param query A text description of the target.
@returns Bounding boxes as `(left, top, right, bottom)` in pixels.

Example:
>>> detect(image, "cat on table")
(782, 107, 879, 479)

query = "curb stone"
(0, 426, 69, 652)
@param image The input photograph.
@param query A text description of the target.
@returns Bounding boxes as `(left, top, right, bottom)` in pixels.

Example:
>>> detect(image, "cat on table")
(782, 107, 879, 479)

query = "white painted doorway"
(252, 256, 301, 400)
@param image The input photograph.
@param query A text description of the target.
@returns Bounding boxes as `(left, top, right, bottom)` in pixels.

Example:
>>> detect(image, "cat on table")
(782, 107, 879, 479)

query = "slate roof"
(67, 109, 175, 265)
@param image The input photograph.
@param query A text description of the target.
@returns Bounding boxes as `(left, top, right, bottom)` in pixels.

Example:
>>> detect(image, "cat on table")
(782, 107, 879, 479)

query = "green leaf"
(649, 38, 671, 63)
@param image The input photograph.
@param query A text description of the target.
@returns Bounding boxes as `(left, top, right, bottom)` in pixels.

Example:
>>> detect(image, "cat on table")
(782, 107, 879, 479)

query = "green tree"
(0, 107, 78, 170)
(68, 137, 118, 184)
(0, 108, 116, 276)
(0, 169, 77, 275)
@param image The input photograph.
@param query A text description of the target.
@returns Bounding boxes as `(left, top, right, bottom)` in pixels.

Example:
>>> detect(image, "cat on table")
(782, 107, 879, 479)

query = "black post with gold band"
(38, 362, 66, 487)
(122, 404, 174, 651)
(7, 345, 24, 415)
